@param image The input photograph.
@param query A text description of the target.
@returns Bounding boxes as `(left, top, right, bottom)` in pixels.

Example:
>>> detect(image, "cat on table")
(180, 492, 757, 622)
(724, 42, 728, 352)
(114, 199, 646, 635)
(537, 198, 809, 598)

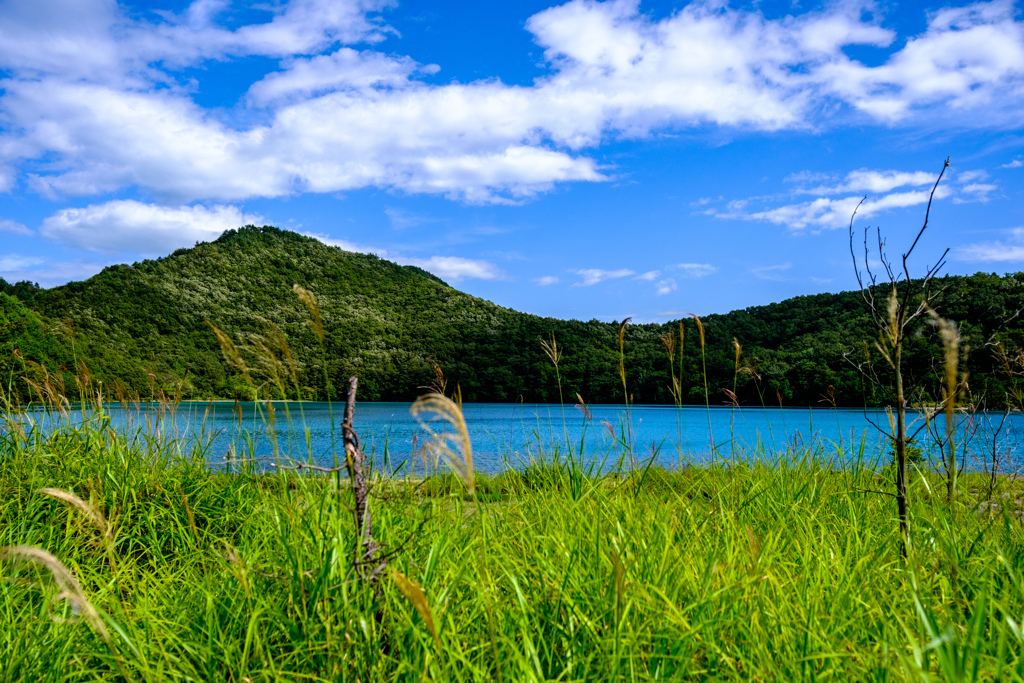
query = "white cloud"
(815, 1, 1024, 121)
(1002, 159, 1023, 168)
(384, 208, 434, 230)
(655, 278, 676, 296)
(304, 232, 387, 256)
(0, 255, 44, 272)
(958, 227, 1024, 262)
(795, 169, 939, 196)
(534, 275, 560, 286)
(303, 231, 502, 282)
(247, 49, 433, 105)
(0, 255, 106, 287)
(671, 262, 716, 278)
(397, 255, 504, 283)
(634, 270, 659, 281)
(572, 268, 635, 286)
(0, 0, 1020, 207)
(753, 262, 792, 280)
(954, 182, 999, 203)
(957, 169, 989, 183)
(0, 219, 32, 235)
(727, 184, 953, 230)
(40, 200, 262, 255)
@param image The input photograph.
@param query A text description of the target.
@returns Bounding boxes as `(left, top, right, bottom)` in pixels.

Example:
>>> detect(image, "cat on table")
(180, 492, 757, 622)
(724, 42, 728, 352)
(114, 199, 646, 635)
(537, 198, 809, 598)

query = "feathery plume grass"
(206, 321, 254, 389)
(38, 488, 111, 542)
(0, 543, 129, 680)
(292, 284, 324, 344)
(0, 545, 107, 634)
(692, 314, 714, 455)
(38, 487, 118, 574)
(410, 393, 474, 494)
(391, 568, 440, 650)
(930, 309, 963, 502)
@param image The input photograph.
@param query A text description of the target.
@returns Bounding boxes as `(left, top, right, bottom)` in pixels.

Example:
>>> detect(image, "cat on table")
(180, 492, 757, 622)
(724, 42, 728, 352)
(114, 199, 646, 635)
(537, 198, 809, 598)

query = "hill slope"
(2, 225, 1023, 407)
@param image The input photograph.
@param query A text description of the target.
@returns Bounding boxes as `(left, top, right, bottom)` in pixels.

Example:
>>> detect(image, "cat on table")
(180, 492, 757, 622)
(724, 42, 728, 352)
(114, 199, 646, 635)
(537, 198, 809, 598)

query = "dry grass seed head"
(206, 322, 254, 386)
(0, 545, 110, 641)
(575, 392, 593, 422)
(38, 488, 111, 542)
(391, 568, 440, 649)
(292, 284, 324, 344)
(410, 393, 474, 494)
(541, 332, 562, 367)
(659, 330, 676, 358)
(691, 314, 706, 351)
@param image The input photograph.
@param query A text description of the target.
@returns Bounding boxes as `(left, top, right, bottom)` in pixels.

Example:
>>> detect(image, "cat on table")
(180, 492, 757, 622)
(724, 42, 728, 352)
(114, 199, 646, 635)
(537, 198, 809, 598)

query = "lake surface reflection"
(12, 401, 1024, 474)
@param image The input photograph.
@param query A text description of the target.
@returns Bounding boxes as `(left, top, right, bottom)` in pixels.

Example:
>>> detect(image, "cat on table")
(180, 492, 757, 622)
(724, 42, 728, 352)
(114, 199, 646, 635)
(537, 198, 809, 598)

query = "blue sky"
(0, 0, 1022, 321)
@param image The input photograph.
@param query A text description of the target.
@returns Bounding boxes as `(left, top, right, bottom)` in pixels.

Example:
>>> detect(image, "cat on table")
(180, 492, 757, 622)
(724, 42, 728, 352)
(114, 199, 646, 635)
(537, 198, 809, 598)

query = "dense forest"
(2, 225, 1023, 408)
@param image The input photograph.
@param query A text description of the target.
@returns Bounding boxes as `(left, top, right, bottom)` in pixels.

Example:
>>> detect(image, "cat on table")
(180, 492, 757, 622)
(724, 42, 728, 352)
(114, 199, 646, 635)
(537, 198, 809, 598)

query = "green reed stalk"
(692, 315, 714, 459)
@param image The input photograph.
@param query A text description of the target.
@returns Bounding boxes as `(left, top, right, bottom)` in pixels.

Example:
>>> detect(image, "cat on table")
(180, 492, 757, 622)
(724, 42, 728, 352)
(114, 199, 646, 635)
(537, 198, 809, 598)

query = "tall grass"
(4, 405, 1024, 681)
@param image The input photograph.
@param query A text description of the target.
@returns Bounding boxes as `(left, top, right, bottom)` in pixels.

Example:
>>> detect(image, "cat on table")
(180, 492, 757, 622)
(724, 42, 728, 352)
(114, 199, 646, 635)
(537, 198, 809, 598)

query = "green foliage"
(4, 416, 1024, 680)
(4, 225, 1024, 407)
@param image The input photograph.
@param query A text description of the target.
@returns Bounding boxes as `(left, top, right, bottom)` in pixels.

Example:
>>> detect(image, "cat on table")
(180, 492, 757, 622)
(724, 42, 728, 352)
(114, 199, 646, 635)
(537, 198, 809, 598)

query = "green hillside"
(2, 225, 1023, 407)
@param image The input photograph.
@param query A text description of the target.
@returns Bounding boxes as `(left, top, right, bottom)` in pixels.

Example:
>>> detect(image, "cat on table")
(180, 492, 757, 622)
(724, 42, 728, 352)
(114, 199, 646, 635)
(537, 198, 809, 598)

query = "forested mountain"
(2, 225, 1023, 407)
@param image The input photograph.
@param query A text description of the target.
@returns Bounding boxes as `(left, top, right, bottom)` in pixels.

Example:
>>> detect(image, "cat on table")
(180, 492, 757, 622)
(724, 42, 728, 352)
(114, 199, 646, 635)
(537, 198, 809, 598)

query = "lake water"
(11, 401, 1024, 474)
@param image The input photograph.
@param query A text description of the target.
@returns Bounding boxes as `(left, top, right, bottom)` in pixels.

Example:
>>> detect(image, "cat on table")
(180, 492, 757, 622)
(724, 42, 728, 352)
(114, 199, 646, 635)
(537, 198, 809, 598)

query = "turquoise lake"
(12, 401, 1024, 474)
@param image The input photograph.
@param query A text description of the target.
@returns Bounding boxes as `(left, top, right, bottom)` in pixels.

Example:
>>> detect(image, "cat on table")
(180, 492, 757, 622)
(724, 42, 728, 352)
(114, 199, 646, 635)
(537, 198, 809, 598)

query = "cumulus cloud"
(573, 268, 635, 286)
(634, 270, 660, 281)
(534, 275, 560, 285)
(0, 0, 1020, 210)
(655, 278, 676, 296)
(958, 227, 1024, 262)
(0, 219, 32, 235)
(248, 49, 435, 105)
(40, 200, 263, 255)
(1002, 159, 1023, 168)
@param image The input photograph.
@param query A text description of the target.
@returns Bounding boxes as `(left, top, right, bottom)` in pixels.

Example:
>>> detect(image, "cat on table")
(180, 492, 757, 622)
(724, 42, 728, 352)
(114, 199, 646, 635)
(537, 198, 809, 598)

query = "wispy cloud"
(0, 255, 107, 287)
(573, 268, 635, 286)
(304, 233, 502, 283)
(304, 232, 388, 256)
(752, 262, 792, 280)
(0, 219, 32, 235)
(957, 228, 1024, 262)
(533, 275, 559, 286)
(634, 270, 660, 281)
(384, 207, 434, 230)
(954, 183, 999, 204)
(1001, 159, 1023, 168)
(670, 263, 717, 278)
(793, 169, 939, 196)
(399, 255, 504, 283)
(721, 180, 953, 230)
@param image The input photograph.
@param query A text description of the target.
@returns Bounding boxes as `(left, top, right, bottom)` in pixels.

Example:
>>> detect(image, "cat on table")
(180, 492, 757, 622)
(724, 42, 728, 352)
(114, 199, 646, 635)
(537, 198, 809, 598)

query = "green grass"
(4, 411, 1024, 681)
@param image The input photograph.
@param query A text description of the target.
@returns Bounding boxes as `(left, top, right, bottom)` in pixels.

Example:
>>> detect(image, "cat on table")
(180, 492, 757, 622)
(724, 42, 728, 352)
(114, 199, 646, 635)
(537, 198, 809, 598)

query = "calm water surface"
(13, 401, 1024, 474)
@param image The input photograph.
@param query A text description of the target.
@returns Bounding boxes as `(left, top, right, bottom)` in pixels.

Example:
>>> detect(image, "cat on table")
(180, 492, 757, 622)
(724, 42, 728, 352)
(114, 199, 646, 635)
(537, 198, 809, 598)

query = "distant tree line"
(2, 226, 1023, 409)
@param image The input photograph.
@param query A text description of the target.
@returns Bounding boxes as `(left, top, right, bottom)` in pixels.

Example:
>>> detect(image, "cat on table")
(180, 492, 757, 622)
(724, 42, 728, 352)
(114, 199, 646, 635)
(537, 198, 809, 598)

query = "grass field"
(3, 404, 1024, 682)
